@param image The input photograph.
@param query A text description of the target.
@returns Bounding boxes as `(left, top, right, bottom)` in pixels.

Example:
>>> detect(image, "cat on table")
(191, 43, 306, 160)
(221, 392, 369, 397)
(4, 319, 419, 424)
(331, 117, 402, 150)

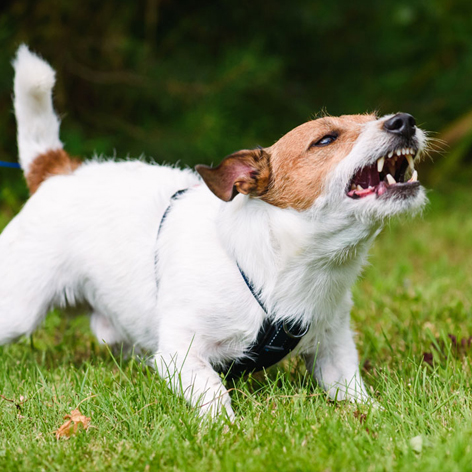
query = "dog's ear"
(196, 149, 271, 202)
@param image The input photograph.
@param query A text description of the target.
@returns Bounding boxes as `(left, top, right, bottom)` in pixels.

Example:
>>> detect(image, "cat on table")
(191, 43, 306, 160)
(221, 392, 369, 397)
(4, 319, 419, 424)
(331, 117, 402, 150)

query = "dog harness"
(157, 189, 310, 378)
(223, 266, 309, 378)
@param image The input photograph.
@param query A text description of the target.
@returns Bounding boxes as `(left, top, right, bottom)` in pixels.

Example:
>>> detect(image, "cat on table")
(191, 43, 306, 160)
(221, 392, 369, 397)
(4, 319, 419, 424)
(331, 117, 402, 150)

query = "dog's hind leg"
(90, 313, 123, 346)
(0, 215, 66, 345)
(90, 313, 139, 358)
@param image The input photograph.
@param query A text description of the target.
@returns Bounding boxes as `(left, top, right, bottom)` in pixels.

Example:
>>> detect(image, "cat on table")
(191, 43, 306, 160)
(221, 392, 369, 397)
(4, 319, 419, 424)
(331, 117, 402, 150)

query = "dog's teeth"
(351, 183, 356, 190)
(406, 154, 415, 169)
(356, 185, 364, 191)
(388, 151, 393, 158)
(408, 170, 418, 182)
(377, 156, 385, 172)
(386, 174, 396, 185)
(402, 148, 407, 155)
(396, 149, 402, 156)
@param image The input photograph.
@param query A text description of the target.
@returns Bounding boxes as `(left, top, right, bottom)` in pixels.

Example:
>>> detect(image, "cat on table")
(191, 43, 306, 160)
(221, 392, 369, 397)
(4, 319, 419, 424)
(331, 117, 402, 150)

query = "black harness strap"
(221, 265, 309, 378)
(157, 189, 189, 236)
(154, 188, 189, 283)
(156, 187, 310, 378)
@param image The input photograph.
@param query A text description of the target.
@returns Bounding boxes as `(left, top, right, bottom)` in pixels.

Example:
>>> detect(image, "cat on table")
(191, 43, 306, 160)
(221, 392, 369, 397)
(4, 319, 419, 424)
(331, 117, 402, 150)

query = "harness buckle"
(283, 321, 309, 339)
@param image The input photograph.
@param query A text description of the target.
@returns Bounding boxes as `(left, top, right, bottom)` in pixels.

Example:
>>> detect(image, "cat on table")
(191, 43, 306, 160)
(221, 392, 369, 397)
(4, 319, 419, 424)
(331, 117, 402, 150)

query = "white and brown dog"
(0, 46, 427, 419)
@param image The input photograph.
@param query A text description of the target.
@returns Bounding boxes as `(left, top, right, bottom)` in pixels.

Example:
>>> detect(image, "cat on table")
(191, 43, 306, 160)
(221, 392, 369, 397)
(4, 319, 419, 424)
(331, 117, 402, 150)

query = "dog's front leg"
(154, 349, 235, 421)
(303, 315, 369, 403)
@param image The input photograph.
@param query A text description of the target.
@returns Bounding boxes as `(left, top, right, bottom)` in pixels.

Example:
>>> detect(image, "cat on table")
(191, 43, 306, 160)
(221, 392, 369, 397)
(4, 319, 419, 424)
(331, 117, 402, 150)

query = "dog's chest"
(155, 190, 376, 365)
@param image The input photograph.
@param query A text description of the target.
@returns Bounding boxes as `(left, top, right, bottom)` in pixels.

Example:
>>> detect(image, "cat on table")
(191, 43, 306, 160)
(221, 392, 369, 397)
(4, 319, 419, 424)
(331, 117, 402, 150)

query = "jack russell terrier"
(0, 46, 428, 420)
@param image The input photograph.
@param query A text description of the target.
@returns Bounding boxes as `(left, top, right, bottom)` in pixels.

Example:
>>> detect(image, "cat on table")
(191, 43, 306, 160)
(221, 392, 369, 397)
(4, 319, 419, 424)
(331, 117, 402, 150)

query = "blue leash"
(0, 161, 21, 169)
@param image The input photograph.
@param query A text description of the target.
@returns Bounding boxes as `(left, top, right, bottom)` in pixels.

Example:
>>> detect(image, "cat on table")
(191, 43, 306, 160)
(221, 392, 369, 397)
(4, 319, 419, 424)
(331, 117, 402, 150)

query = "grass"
(1, 184, 472, 472)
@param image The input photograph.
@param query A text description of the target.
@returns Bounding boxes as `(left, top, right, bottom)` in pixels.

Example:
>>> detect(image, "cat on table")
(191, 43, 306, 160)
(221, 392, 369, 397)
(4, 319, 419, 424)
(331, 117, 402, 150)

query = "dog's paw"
(197, 399, 236, 423)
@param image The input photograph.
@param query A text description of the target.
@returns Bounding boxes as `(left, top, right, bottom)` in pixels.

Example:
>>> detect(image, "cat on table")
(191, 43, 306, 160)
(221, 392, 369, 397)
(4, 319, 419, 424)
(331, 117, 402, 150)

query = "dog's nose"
(383, 113, 416, 139)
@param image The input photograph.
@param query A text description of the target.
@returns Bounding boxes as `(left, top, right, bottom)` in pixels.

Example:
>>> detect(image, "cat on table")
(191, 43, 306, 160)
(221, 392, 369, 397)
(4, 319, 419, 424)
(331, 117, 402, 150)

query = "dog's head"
(196, 113, 427, 220)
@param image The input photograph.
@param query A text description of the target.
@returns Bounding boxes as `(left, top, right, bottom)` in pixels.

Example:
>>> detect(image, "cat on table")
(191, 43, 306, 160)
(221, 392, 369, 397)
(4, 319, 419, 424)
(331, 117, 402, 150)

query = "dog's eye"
(310, 134, 338, 148)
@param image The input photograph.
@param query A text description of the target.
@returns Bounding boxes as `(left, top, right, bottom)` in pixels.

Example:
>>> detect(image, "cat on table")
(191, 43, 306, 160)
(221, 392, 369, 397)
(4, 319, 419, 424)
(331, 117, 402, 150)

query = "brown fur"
(198, 114, 376, 211)
(26, 149, 82, 194)
(263, 114, 376, 210)
(196, 149, 271, 202)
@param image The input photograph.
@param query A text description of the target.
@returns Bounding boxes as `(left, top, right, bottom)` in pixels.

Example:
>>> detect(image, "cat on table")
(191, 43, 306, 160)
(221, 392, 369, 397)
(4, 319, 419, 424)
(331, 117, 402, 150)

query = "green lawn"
(1, 186, 471, 472)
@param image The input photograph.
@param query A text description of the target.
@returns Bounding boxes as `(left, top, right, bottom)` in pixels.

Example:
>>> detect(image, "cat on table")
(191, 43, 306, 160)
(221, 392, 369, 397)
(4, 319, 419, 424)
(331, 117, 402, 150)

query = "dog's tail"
(12, 45, 80, 194)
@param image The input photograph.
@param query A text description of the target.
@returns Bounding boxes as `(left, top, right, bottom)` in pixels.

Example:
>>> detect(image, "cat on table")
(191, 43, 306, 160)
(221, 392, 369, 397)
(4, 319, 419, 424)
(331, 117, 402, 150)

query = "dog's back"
(1, 46, 199, 347)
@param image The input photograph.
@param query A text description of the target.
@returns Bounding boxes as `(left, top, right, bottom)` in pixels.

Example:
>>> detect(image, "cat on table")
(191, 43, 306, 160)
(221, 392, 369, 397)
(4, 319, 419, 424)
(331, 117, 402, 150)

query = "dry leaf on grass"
(353, 410, 367, 424)
(54, 408, 91, 440)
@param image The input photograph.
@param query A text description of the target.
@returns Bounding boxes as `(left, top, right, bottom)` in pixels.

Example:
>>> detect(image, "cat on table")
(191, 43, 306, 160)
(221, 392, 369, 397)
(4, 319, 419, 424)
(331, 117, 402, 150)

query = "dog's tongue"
(352, 164, 380, 188)
(376, 181, 387, 196)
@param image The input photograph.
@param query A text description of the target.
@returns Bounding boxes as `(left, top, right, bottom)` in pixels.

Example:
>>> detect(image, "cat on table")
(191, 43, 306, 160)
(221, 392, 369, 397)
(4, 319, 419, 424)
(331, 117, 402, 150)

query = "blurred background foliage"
(1, 0, 472, 216)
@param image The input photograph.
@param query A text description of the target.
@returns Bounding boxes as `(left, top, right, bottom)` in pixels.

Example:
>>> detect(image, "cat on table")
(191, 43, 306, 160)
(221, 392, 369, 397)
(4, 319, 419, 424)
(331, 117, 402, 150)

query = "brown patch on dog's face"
(26, 149, 81, 194)
(262, 114, 376, 210)
(198, 114, 376, 210)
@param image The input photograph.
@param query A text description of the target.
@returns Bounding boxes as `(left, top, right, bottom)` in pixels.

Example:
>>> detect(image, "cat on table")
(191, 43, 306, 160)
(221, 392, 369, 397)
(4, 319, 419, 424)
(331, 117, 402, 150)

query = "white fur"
(0, 46, 428, 420)
(13, 45, 63, 172)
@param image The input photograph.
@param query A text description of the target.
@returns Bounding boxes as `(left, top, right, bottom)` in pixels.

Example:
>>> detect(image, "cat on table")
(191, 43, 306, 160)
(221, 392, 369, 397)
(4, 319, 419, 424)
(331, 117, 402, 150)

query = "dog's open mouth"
(347, 147, 420, 199)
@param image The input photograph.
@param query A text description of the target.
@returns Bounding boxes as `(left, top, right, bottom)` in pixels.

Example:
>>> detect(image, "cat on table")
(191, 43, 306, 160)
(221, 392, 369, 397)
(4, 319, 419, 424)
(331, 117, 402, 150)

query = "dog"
(0, 45, 428, 420)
